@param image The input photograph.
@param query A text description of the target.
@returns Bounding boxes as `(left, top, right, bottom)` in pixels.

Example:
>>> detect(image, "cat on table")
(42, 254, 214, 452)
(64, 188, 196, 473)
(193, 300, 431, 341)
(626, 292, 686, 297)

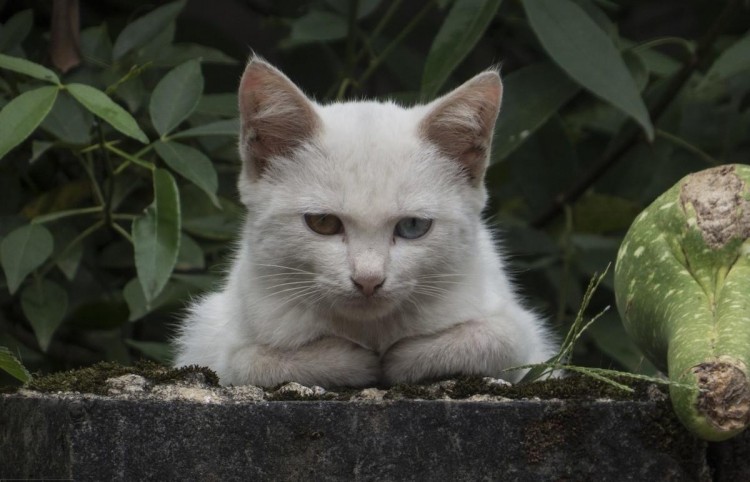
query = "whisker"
(412, 288, 451, 302)
(261, 287, 319, 316)
(253, 263, 316, 275)
(250, 285, 316, 306)
(417, 273, 468, 279)
(252, 272, 316, 280)
(263, 280, 317, 290)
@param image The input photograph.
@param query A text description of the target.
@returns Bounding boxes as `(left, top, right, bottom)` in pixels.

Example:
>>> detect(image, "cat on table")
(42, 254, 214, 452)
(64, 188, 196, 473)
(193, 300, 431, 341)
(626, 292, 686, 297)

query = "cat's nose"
(351, 276, 385, 297)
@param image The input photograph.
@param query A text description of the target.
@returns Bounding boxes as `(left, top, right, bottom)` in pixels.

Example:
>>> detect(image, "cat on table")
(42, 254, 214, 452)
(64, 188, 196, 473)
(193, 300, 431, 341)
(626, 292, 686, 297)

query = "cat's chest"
(326, 313, 410, 353)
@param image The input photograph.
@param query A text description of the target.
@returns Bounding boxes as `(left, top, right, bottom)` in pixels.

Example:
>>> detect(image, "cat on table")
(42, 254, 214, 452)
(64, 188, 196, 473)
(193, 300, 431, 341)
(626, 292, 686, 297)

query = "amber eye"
(394, 217, 432, 239)
(304, 214, 344, 235)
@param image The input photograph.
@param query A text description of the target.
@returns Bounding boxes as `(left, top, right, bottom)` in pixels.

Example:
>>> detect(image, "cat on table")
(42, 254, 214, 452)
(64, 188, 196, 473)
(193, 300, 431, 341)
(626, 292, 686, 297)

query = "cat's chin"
(334, 295, 399, 321)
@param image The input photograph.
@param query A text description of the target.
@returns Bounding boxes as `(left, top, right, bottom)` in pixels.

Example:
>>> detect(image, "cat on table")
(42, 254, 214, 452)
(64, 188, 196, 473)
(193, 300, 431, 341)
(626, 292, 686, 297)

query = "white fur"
(174, 67, 557, 387)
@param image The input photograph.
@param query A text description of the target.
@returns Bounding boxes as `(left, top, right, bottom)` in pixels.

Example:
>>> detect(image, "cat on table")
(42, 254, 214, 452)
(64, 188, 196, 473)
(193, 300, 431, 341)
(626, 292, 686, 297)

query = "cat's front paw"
(381, 335, 440, 385)
(225, 337, 380, 388)
(381, 320, 519, 385)
(307, 337, 381, 387)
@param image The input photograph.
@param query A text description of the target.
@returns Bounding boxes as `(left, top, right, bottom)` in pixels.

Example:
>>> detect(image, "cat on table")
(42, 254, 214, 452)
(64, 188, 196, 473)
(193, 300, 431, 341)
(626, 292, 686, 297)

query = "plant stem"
(97, 123, 115, 226)
(110, 213, 138, 221)
(111, 221, 133, 244)
(31, 205, 104, 224)
(39, 220, 105, 278)
(352, 0, 403, 65)
(530, 0, 742, 229)
(356, 0, 436, 88)
(79, 153, 105, 206)
(106, 144, 155, 171)
(631, 37, 695, 59)
(655, 129, 720, 166)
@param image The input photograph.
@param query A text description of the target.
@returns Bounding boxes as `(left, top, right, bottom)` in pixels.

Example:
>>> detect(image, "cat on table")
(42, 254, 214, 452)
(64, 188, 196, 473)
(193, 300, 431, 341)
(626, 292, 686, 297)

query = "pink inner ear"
(238, 60, 320, 179)
(420, 72, 502, 185)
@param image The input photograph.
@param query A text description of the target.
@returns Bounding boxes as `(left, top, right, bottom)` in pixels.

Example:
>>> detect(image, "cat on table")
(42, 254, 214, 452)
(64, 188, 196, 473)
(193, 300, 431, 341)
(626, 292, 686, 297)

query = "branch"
(50, 0, 81, 73)
(530, 0, 742, 229)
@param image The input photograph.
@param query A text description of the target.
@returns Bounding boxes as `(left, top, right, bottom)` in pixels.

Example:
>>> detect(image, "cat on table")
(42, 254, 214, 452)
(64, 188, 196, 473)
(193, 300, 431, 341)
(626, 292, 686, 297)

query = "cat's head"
(236, 57, 502, 321)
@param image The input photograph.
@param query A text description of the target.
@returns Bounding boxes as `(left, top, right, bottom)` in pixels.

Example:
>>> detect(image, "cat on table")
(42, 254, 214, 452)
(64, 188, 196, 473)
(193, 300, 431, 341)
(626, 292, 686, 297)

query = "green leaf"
(325, 0, 383, 19)
(123, 278, 183, 321)
(181, 184, 241, 240)
(0, 346, 30, 383)
(40, 91, 93, 144)
(573, 193, 641, 233)
(702, 31, 750, 85)
(154, 141, 219, 207)
(123, 278, 150, 321)
(0, 86, 58, 159)
(112, 0, 187, 60)
(52, 225, 84, 281)
(150, 59, 204, 136)
(493, 62, 579, 162)
(133, 22, 176, 65)
(125, 339, 174, 364)
(522, 0, 653, 139)
(195, 94, 238, 117)
(30, 141, 55, 163)
(623, 50, 649, 92)
(421, 0, 503, 97)
(0, 9, 33, 54)
(507, 117, 579, 217)
(0, 224, 53, 294)
(155, 43, 238, 66)
(21, 279, 68, 352)
(80, 24, 113, 65)
(176, 232, 205, 271)
(0, 53, 60, 84)
(67, 83, 148, 143)
(133, 169, 181, 303)
(170, 118, 239, 139)
(286, 10, 348, 45)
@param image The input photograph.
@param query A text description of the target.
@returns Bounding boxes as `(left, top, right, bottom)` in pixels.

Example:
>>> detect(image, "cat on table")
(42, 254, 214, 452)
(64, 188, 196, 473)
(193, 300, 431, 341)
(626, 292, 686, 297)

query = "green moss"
(25, 360, 219, 395)
(384, 383, 437, 400)
(386, 374, 664, 401)
(20, 361, 666, 403)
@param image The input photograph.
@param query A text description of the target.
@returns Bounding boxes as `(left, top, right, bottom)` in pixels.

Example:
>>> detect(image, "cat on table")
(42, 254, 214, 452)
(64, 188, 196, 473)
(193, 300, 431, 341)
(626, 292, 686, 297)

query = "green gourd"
(614, 164, 750, 441)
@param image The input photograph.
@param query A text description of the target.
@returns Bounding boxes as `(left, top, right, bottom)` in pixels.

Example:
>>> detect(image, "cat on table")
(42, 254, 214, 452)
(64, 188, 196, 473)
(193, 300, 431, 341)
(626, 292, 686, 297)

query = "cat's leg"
(223, 336, 380, 388)
(381, 318, 549, 385)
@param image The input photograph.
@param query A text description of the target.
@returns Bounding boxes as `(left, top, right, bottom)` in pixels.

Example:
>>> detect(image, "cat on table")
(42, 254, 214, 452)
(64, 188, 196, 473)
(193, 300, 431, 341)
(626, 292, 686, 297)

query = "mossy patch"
(25, 360, 219, 395)
(385, 374, 665, 401)
(20, 361, 668, 403)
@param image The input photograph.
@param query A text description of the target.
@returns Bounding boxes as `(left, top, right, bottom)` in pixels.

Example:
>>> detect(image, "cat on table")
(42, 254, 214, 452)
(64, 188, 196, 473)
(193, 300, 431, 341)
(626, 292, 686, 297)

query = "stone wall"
(1, 373, 748, 480)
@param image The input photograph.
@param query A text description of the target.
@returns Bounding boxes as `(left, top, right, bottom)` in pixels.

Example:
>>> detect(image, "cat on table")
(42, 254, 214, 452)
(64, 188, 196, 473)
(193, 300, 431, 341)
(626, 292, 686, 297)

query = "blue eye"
(394, 218, 432, 239)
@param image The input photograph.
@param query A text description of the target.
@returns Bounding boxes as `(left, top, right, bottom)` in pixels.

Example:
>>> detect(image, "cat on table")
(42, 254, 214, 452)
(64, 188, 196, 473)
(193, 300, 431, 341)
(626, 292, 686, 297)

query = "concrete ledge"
(2, 370, 749, 481)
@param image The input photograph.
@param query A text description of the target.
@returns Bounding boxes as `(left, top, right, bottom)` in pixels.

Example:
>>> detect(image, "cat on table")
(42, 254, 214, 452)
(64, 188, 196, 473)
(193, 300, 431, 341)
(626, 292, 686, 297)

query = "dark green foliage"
(0, 0, 749, 386)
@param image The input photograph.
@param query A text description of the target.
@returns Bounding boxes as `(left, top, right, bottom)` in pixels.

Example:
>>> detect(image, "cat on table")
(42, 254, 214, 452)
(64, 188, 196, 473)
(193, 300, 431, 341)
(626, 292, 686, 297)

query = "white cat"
(173, 56, 557, 387)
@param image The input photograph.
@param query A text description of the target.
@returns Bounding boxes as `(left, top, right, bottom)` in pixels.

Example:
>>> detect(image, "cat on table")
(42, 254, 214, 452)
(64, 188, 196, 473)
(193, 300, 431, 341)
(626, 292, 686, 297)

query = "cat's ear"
(419, 71, 502, 186)
(238, 56, 320, 180)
